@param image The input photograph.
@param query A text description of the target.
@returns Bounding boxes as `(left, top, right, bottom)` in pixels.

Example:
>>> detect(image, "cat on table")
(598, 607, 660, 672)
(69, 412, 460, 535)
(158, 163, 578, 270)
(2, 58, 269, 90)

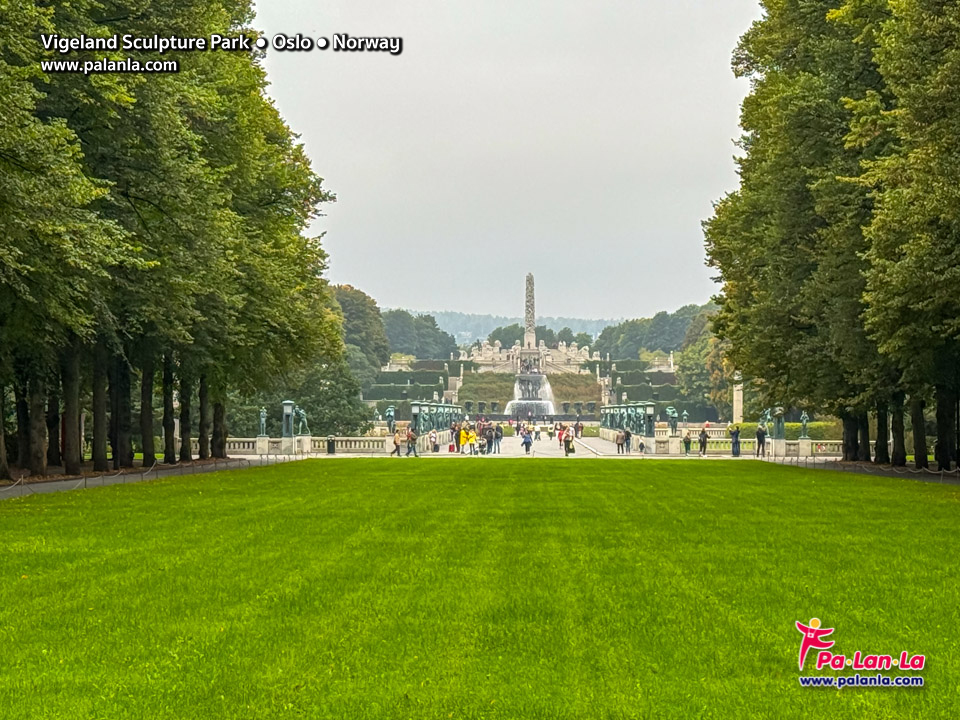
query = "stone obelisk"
(524, 273, 536, 350)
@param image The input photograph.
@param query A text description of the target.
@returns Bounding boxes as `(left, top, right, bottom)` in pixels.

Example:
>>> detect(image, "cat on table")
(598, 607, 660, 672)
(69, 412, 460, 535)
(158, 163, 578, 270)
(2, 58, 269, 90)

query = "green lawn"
(2, 460, 958, 718)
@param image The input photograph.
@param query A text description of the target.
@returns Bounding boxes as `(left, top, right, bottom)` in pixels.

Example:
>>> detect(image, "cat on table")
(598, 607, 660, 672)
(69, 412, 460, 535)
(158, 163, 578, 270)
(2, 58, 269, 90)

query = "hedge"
(729, 421, 843, 441)
(411, 360, 477, 375)
(364, 383, 445, 401)
(617, 384, 680, 402)
(375, 370, 449, 385)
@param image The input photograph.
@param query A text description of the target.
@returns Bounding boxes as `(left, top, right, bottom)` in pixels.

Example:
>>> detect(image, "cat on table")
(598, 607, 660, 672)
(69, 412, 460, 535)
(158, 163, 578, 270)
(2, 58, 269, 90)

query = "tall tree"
(859, 0, 960, 470)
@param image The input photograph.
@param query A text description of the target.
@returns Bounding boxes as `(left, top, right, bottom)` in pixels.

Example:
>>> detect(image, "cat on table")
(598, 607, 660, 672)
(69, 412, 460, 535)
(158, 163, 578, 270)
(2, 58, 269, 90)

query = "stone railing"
(184, 431, 454, 456)
(311, 437, 385, 454)
(190, 438, 259, 455)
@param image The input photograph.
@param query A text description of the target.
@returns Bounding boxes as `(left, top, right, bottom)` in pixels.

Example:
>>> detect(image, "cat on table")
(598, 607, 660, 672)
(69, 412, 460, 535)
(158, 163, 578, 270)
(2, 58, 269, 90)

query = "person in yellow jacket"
(467, 428, 478, 455)
(460, 426, 469, 454)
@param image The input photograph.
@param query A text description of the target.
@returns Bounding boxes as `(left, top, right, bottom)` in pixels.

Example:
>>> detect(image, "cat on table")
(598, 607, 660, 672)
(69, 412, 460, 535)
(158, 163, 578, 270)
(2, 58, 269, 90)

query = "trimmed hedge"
(412, 360, 477, 375)
(729, 421, 843, 441)
(617, 384, 680, 402)
(376, 371, 449, 385)
(364, 383, 445, 401)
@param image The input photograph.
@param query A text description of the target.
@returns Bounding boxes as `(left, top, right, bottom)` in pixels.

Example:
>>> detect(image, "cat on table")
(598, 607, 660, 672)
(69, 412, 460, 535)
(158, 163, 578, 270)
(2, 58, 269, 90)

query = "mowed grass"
(1, 460, 958, 719)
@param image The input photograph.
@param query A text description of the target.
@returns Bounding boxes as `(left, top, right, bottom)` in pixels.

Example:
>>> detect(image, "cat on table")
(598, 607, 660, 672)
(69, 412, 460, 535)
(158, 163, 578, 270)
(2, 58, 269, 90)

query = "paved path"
(0, 456, 277, 500)
(7, 441, 957, 502)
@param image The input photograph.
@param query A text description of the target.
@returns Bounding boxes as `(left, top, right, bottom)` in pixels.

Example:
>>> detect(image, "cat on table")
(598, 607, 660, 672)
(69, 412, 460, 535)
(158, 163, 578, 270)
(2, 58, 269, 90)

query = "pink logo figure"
(796, 618, 834, 670)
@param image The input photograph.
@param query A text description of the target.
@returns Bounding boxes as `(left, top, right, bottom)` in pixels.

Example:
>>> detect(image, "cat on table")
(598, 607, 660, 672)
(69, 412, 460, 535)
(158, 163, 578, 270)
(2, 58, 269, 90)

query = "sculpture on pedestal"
(258, 407, 267, 436)
(294, 406, 309, 436)
(773, 406, 785, 440)
(800, 411, 810, 439)
(665, 406, 679, 436)
(385, 406, 396, 434)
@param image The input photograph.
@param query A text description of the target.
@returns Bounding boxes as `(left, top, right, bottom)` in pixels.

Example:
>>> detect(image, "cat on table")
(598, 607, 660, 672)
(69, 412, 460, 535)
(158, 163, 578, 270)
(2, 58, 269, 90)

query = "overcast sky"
(253, 0, 763, 319)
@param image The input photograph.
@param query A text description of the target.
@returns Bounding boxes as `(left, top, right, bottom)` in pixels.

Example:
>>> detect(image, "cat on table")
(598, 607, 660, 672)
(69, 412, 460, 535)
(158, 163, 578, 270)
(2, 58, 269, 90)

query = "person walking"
(624, 428, 633, 454)
(521, 429, 533, 455)
(460, 425, 469, 455)
(484, 424, 495, 455)
(391, 430, 402, 457)
(452, 422, 461, 453)
(756, 424, 767, 457)
(467, 427, 478, 455)
(564, 426, 575, 456)
(683, 431, 692, 457)
(730, 425, 741, 457)
(698, 428, 708, 457)
(494, 423, 503, 454)
(429, 428, 439, 453)
(559, 424, 566, 450)
(615, 429, 625, 454)
(405, 427, 419, 457)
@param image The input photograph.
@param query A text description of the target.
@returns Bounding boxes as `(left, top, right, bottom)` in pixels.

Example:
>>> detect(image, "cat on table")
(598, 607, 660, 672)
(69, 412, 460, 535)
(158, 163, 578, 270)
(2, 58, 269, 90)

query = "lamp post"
(645, 403, 656, 438)
(281, 400, 295, 455)
(411, 403, 421, 434)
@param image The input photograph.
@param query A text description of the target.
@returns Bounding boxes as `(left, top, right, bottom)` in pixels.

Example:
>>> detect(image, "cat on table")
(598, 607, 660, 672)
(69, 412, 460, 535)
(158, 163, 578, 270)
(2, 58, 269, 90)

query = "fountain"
(504, 274, 557, 420)
(505, 373, 556, 419)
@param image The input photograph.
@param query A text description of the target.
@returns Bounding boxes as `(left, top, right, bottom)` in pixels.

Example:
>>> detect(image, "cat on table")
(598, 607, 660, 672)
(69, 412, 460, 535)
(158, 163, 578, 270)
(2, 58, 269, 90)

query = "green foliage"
(487, 324, 566, 349)
(0, 0, 346, 473)
(334, 286, 390, 369)
(732, 422, 843, 442)
(704, 0, 894, 417)
(383, 310, 458, 359)
(344, 345, 379, 391)
(593, 304, 711, 359)
(363, 383, 446, 402)
(230, 356, 371, 437)
(487, 324, 524, 348)
(457, 374, 516, 408)
(410, 360, 476, 375)
(375, 371, 449, 385)
(675, 309, 733, 418)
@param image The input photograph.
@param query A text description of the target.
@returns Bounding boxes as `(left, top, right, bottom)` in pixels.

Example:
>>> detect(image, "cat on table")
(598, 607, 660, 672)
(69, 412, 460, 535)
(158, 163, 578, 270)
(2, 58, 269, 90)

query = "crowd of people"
(390, 419, 776, 459)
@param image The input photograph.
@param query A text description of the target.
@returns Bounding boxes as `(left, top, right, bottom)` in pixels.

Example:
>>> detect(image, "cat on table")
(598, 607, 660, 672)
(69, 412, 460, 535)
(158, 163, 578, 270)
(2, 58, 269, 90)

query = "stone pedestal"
(256, 436, 269, 455)
(298, 435, 312, 455)
(772, 438, 786, 458)
(668, 437, 682, 456)
(281, 437, 294, 455)
(798, 438, 812, 458)
(643, 436, 656, 455)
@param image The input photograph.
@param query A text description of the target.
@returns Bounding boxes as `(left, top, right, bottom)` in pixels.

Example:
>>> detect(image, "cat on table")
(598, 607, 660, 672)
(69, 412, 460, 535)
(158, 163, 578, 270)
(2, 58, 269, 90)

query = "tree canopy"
(0, 0, 363, 477)
(383, 310, 458, 359)
(705, 0, 958, 469)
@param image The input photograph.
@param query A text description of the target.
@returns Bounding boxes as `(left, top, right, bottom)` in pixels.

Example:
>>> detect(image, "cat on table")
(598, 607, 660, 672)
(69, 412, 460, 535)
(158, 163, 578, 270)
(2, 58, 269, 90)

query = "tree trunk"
(179, 373, 192, 462)
(92, 343, 109, 472)
(934, 383, 955, 472)
(140, 355, 156, 468)
(910, 396, 928, 470)
(857, 411, 871, 463)
(198, 374, 210, 460)
(14, 378, 30, 469)
(874, 401, 890, 465)
(28, 377, 47, 477)
(212, 400, 227, 459)
(115, 355, 134, 468)
(162, 355, 176, 464)
(61, 350, 82, 475)
(891, 392, 907, 467)
(108, 356, 118, 469)
(46, 389, 61, 468)
(841, 414, 859, 462)
(0, 387, 10, 480)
